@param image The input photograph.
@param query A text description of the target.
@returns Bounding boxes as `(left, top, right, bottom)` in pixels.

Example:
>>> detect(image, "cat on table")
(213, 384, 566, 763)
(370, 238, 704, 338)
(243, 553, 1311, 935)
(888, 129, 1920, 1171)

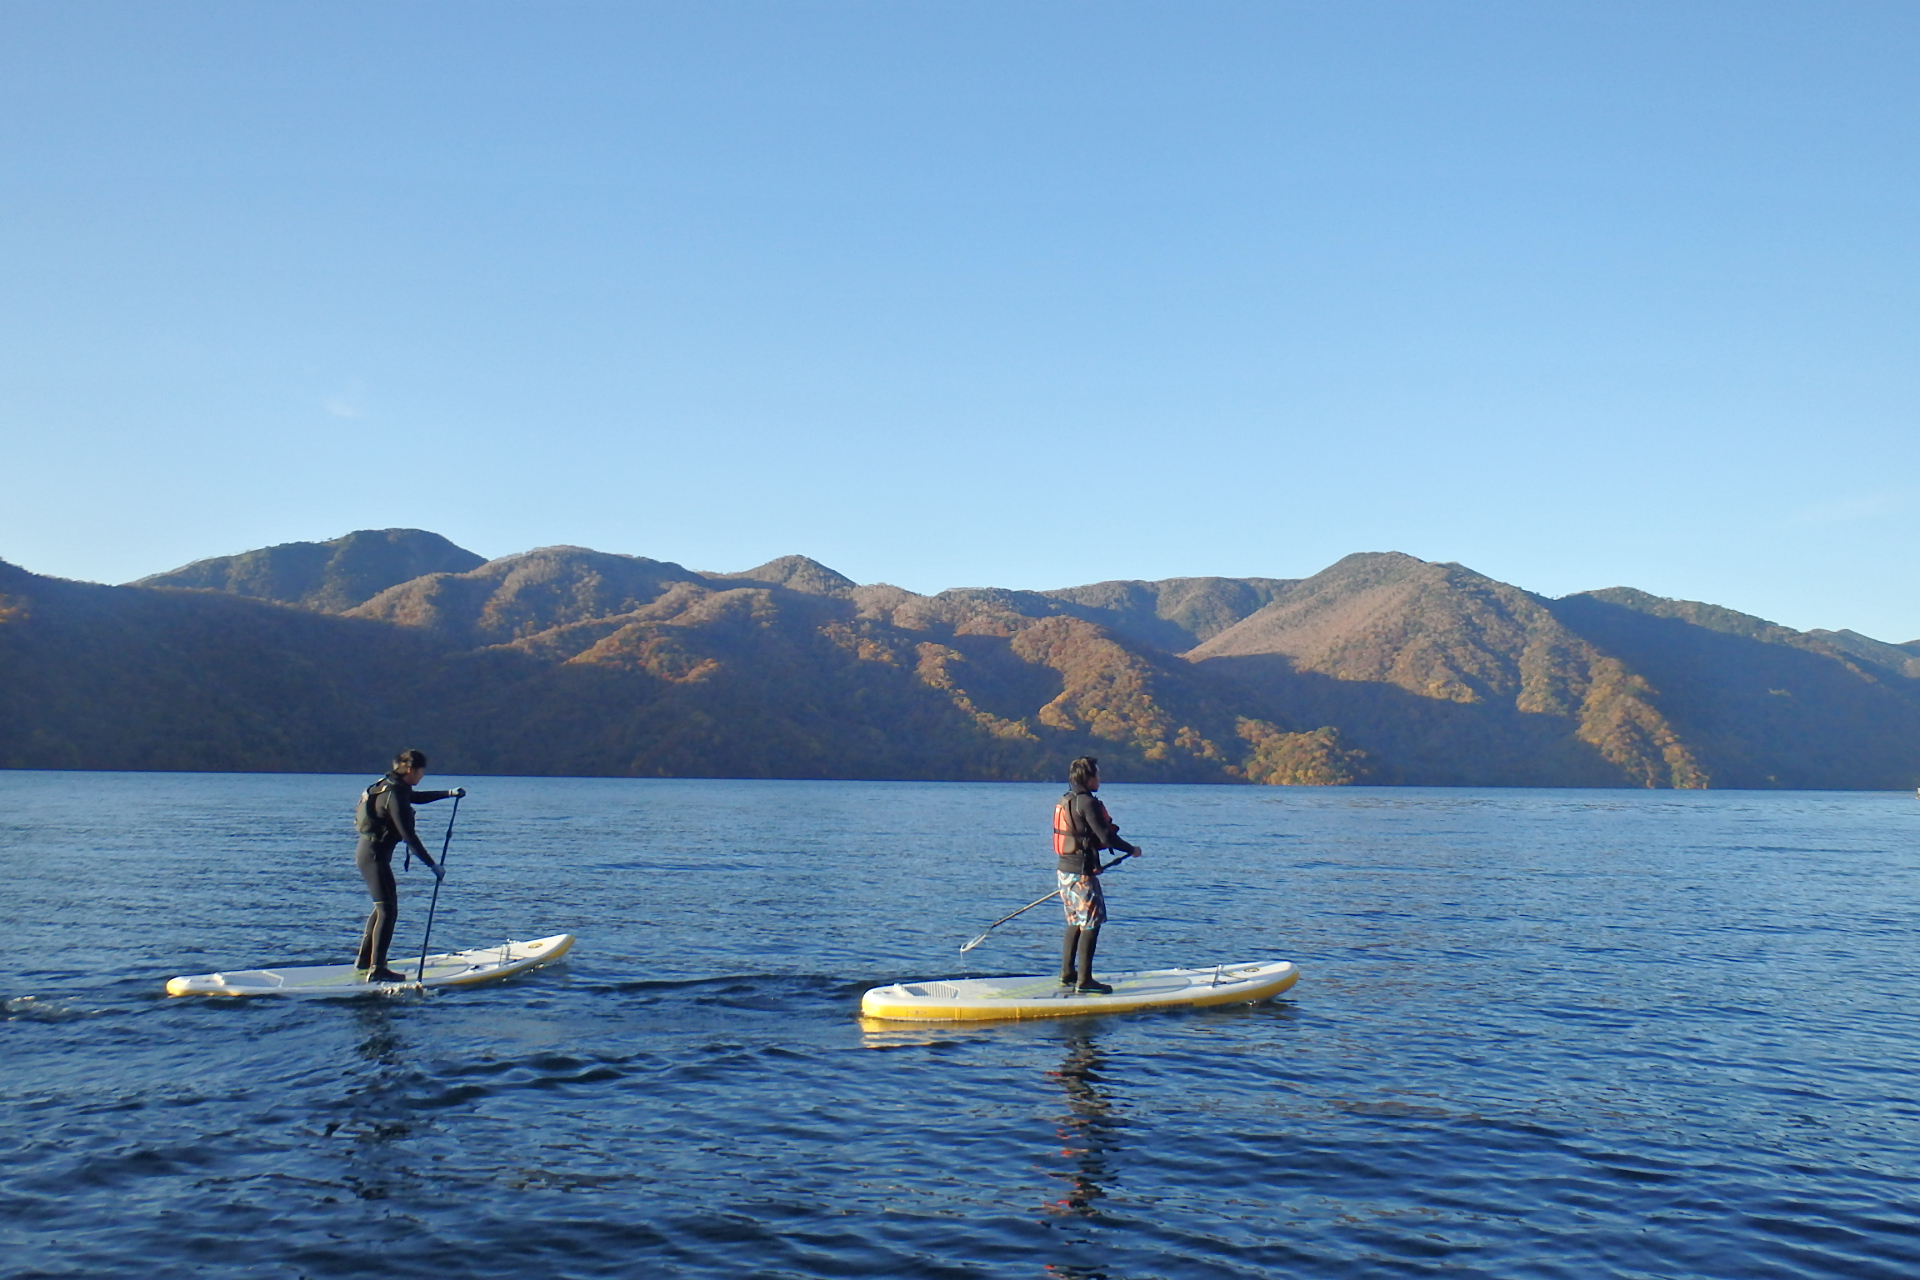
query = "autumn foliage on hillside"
(4, 534, 1920, 788)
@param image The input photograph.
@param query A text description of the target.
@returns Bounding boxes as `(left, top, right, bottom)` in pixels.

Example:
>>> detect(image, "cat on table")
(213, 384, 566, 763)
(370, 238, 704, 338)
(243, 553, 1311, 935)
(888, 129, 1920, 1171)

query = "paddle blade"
(959, 933, 989, 953)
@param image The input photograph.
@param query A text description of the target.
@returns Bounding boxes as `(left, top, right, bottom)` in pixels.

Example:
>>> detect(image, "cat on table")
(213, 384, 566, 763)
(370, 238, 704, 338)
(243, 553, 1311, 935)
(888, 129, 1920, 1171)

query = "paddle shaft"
(415, 794, 461, 982)
(960, 851, 1133, 951)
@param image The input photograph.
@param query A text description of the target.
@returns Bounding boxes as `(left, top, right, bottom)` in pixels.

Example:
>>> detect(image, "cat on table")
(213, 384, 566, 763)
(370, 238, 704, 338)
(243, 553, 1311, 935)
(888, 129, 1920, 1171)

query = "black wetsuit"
(354, 774, 457, 972)
(1056, 784, 1139, 987)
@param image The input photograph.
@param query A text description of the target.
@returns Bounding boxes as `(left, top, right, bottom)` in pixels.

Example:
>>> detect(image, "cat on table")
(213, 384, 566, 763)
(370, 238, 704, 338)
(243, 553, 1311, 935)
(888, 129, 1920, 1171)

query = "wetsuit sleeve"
(412, 790, 457, 804)
(388, 790, 431, 861)
(1073, 793, 1136, 855)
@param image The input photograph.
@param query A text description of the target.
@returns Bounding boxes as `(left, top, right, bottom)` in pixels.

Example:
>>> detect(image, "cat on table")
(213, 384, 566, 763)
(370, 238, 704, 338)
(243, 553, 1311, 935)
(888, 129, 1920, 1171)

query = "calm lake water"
(5, 772, 1920, 1278)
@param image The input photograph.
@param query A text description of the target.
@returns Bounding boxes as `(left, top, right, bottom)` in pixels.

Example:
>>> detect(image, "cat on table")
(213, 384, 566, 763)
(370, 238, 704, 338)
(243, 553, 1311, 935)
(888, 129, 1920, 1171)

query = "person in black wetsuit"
(1055, 756, 1142, 994)
(354, 749, 464, 982)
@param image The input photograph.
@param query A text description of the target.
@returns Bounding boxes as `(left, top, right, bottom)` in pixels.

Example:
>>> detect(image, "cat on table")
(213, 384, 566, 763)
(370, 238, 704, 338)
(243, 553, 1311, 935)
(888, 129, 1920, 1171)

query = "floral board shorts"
(1057, 870, 1107, 929)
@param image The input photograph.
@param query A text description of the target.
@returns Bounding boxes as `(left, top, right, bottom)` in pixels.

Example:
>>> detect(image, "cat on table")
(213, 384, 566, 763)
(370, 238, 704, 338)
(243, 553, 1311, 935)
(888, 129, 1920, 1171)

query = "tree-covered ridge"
(3, 534, 1917, 788)
(1549, 590, 1920, 789)
(1805, 629, 1920, 680)
(129, 528, 485, 613)
(1187, 554, 1707, 787)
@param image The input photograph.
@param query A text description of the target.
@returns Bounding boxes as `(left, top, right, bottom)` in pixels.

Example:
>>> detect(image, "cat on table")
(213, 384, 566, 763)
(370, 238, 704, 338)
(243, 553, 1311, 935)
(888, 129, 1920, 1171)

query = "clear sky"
(3, 2, 1916, 639)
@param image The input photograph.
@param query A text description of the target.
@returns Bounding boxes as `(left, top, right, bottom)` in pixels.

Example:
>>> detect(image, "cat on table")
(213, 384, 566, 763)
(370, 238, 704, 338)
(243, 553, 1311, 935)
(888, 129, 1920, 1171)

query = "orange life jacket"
(1053, 792, 1081, 858)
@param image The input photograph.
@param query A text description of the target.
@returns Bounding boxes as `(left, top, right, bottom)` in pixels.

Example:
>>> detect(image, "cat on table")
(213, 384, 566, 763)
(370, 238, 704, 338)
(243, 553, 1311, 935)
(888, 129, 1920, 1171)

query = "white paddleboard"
(165, 933, 575, 997)
(861, 959, 1299, 1022)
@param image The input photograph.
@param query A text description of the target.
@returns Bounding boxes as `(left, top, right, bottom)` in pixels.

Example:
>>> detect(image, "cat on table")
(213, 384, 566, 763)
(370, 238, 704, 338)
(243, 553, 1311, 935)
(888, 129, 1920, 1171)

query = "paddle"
(414, 794, 462, 982)
(958, 851, 1135, 952)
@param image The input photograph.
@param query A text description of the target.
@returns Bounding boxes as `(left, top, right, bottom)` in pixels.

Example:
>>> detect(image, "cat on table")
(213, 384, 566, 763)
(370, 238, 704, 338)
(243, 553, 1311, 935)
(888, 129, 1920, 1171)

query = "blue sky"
(3, 2, 1916, 639)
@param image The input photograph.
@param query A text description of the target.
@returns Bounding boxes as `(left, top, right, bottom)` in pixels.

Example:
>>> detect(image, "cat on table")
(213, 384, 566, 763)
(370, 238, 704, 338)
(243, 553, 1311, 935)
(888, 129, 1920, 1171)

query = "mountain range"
(2, 527, 1917, 788)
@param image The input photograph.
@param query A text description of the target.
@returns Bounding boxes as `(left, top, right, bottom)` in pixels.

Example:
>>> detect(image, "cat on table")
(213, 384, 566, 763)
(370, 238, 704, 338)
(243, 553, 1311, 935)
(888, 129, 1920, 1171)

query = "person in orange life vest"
(353, 748, 464, 983)
(1053, 756, 1142, 994)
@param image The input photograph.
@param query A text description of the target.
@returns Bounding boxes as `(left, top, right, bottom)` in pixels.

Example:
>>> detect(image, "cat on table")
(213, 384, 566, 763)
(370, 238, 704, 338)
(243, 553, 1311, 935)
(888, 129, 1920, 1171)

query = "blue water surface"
(4, 772, 1920, 1278)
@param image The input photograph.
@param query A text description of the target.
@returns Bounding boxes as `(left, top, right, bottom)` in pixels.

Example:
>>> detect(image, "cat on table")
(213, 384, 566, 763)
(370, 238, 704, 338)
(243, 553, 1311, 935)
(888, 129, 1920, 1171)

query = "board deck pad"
(860, 959, 1299, 1022)
(165, 933, 575, 997)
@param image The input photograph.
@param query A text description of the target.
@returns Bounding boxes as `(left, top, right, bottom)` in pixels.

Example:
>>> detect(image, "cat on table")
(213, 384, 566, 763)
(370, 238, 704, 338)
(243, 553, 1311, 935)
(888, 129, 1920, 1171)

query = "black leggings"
(1061, 923, 1101, 984)
(355, 839, 399, 970)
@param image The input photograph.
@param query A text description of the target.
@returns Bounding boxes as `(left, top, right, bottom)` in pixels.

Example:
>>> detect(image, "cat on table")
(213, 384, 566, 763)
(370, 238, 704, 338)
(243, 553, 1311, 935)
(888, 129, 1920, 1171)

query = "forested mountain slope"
(0, 532, 1912, 787)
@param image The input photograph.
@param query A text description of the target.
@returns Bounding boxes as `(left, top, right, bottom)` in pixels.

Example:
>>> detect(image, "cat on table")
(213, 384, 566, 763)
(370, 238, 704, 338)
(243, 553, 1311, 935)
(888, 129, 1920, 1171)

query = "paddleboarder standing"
(353, 749, 463, 982)
(1054, 756, 1141, 994)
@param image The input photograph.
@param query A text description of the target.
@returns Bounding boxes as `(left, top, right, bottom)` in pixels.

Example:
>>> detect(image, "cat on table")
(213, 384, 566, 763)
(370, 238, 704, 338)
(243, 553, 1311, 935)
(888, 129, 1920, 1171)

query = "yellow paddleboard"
(861, 959, 1299, 1022)
(165, 934, 575, 997)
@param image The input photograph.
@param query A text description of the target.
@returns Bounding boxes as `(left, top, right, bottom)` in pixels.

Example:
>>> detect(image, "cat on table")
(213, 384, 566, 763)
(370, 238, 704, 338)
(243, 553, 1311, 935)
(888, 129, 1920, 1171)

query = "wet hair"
(1068, 756, 1099, 787)
(392, 749, 428, 772)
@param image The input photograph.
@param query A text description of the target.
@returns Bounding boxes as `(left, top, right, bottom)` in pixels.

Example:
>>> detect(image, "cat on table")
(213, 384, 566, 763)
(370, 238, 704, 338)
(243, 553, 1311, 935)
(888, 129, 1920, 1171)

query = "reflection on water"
(353, 1001, 404, 1068)
(326, 1003, 420, 1202)
(1042, 1033, 1121, 1219)
(1042, 1031, 1125, 1280)
(854, 1016, 956, 1048)
(1044, 1262, 1114, 1279)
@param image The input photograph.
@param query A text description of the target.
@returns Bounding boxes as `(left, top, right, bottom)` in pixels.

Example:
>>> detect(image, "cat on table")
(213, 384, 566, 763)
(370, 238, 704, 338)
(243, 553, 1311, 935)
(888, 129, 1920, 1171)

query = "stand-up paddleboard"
(861, 959, 1298, 1022)
(165, 934, 575, 998)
